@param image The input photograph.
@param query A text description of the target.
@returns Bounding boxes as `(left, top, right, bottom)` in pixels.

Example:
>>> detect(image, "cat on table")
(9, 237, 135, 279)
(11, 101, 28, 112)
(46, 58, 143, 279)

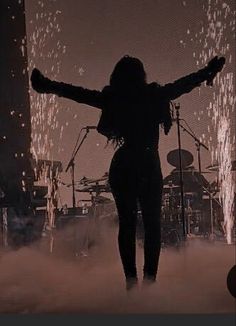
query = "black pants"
(109, 145, 163, 280)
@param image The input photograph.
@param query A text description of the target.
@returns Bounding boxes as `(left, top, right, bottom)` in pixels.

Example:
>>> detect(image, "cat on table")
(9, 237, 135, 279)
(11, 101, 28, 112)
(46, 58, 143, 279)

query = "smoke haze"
(0, 223, 235, 314)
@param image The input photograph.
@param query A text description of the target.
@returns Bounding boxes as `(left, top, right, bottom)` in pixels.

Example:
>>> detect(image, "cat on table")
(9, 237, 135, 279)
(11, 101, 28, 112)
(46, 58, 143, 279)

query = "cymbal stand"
(174, 103, 187, 238)
(178, 120, 209, 175)
(178, 120, 217, 239)
(201, 185, 214, 239)
(65, 127, 90, 211)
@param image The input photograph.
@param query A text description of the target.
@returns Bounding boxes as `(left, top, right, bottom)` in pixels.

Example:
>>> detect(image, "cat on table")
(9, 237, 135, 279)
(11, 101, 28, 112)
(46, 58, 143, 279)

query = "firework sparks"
(28, 0, 66, 160)
(182, 0, 235, 243)
(27, 0, 68, 228)
(217, 116, 235, 243)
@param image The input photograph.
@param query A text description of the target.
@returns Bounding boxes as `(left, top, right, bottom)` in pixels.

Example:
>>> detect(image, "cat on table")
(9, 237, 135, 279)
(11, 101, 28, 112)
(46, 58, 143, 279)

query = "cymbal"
(163, 169, 210, 190)
(62, 173, 109, 188)
(61, 177, 95, 187)
(206, 160, 236, 171)
(167, 149, 194, 168)
(77, 173, 109, 185)
(206, 163, 219, 171)
(78, 176, 97, 184)
(76, 183, 111, 193)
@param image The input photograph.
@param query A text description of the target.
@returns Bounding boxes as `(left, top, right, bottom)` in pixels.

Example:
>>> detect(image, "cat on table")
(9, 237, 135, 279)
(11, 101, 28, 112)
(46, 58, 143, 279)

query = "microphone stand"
(174, 103, 187, 239)
(65, 127, 90, 211)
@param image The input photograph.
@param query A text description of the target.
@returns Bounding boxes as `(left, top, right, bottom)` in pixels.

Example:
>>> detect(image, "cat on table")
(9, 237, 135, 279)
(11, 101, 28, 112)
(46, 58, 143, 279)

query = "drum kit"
(61, 148, 235, 240)
(74, 172, 111, 197)
(162, 149, 236, 238)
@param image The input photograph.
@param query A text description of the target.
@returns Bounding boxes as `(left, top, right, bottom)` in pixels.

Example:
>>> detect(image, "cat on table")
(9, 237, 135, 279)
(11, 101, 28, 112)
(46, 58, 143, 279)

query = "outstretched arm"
(161, 56, 225, 100)
(31, 68, 104, 109)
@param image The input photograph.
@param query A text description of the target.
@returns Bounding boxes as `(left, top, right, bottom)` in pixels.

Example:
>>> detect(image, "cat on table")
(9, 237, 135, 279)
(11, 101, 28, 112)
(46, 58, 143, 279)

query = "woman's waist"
(113, 144, 161, 163)
(110, 147, 162, 181)
(121, 141, 159, 152)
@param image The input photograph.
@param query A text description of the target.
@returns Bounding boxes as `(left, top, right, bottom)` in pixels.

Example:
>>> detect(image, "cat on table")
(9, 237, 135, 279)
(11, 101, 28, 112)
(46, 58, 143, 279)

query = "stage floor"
(0, 226, 235, 314)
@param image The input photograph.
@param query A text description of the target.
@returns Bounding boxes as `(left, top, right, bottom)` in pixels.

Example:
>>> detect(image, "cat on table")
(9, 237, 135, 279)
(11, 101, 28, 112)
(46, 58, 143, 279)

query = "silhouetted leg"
(109, 147, 139, 289)
(139, 177, 163, 282)
(112, 189, 138, 281)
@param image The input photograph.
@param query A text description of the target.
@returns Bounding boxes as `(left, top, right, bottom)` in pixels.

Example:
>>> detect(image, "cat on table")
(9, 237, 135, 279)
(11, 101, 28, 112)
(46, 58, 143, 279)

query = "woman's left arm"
(161, 56, 225, 100)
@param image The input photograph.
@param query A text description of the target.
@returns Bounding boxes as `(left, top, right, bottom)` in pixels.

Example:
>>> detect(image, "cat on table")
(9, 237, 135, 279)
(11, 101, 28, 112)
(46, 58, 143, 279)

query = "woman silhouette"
(31, 55, 225, 290)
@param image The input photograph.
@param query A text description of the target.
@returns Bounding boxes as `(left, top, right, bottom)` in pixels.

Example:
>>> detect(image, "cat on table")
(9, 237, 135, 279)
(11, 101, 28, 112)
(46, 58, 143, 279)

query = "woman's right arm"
(31, 68, 104, 109)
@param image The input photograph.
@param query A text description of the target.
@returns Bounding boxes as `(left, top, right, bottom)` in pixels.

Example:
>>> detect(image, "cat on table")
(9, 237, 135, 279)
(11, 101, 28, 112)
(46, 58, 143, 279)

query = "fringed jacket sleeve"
(160, 67, 211, 100)
(46, 81, 104, 109)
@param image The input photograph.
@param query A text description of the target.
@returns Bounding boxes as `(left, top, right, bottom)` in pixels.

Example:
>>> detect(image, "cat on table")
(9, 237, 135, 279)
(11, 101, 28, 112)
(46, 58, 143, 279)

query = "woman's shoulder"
(146, 82, 163, 98)
(147, 82, 162, 89)
(101, 85, 116, 99)
(102, 85, 111, 92)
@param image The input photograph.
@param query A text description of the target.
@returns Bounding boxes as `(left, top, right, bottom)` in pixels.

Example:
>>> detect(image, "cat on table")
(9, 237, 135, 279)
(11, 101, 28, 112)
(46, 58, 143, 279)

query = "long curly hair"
(97, 55, 172, 147)
(110, 55, 147, 89)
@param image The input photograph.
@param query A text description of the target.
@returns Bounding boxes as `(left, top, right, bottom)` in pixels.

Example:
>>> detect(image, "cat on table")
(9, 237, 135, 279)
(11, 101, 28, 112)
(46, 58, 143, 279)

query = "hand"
(31, 68, 52, 93)
(206, 56, 226, 86)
